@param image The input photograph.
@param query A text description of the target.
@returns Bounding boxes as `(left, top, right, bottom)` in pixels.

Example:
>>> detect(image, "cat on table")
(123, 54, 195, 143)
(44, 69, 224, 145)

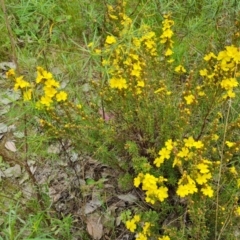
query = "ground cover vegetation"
(1, 0, 240, 239)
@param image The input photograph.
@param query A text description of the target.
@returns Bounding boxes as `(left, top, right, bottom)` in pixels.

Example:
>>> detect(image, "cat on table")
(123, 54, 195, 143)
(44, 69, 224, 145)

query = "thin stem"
(215, 99, 231, 240)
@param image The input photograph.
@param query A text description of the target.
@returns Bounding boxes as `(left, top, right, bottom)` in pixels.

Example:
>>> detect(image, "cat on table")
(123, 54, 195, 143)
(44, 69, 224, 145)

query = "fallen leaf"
(86, 214, 103, 240)
(4, 164, 21, 178)
(5, 141, 17, 152)
(30, 165, 37, 174)
(84, 198, 102, 214)
(0, 123, 8, 133)
(13, 131, 24, 138)
(117, 193, 138, 203)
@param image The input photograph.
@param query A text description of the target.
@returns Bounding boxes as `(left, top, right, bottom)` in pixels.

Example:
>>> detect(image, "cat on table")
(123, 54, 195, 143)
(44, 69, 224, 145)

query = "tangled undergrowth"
(1, 0, 240, 239)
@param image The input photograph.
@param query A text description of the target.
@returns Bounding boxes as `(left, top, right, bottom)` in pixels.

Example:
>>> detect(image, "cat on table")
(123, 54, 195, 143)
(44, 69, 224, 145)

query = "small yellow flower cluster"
(134, 173, 168, 204)
(154, 139, 174, 167)
(135, 222, 152, 240)
(103, 16, 158, 94)
(36, 67, 68, 107)
(235, 206, 240, 216)
(139, 26, 158, 56)
(6, 69, 32, 101)
(126, 215, 170, 240)
(158, 236, 171, 240)
(177, 159, 213, 198)
(152, 137, 214, 199)
(199, 45, 240, 98)
(175, 64, 186, 74)
(106, 2, 132, 37)
(102, 4, 175, 95)
(184, 94, 195, 105)
(174, 137, 213, 198)
(160, 14, 174, 62)
(125, 214, 141, 232)
(6, 67, 68, 107)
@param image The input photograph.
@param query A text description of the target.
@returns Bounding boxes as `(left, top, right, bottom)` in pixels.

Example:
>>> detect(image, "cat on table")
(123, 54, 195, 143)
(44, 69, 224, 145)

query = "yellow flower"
(184, 94, 195, 104)
(102, 59, 110, 66)
(201, 185, 213, 197)
(145, 39, 155, 49)
(175, 65, 186, 73)
(212, 134, 219, 141)
(56, 91, 68, 102)
(45, 78, 60, 88)
(226, 90, 236, 98)
(156, 186, 168, 202)
(167, 58, 174, 63)
(134, 174, 142, 187)
(165, 139, 174, 150)
(137, 81, 145, 87)
(195, 173, 212, 185)
(14, 76, 30, 91)
(199, 69, 208, 76)
(40, 95, 53, 107)
(94, 49, 101, 54)
(184, 136, 195, 148)
(229, 166, 238, 175)
(220, 78, 238, 90)
(105, 35, 117, 45)
(235, 206, 240, 216)
(225, 45, 239, 58)
(237, 179, 240, 188)
(197, 163, 210, 173)
(159, 147, 171, 159)
(176, 184, 189, 197)
(77, 104, 82, 109)
(136, 233, 147, 240)
(109, 77, 127, 90)
(133, 215, 141, 222)
(23, 89, 32, 101)
(43, 86, 57, 98)
(203, 52, 216, 61)
(177, 147, 189, 158)
(6, 68, 15, 78)
(133, 38, 141, 48)
(225, 141, 235, 147)
(160, 29, 173, 39)
(154, 156, 165, 167)
(126, 220, 137, 232)
(143, 222, 151, 235)
(193, 140, 204, 149)
(165, 48, 173, 56)
(36, 67, 53, 83)
(177, 175, 197, 197)
(159, 236, 170, 240)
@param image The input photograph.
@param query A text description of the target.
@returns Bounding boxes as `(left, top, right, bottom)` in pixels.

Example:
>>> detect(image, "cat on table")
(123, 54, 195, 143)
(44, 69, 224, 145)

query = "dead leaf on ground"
(86, 214, 103, 240)
(5, 141, 17, 152)
(0, 123, 8, 133)
(117, 193, 138, 203)
(3, 164, 21, 178)
(84, 198, 102, 214)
